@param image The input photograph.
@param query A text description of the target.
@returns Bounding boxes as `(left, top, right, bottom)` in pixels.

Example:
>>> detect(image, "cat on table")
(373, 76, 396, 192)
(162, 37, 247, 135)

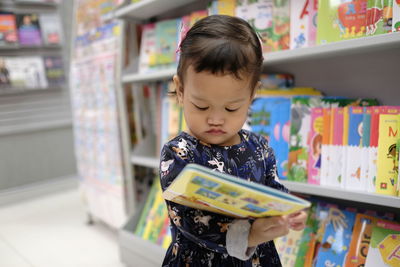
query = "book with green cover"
(134, 181, 159, 237)
(162, 163, 311, 218)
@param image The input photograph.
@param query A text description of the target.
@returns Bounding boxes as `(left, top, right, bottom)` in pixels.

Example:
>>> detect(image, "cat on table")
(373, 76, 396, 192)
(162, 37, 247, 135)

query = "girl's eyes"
(225, 108, 239, 112)
(193, 104, 208, 111)
(193, 103, 239, 112)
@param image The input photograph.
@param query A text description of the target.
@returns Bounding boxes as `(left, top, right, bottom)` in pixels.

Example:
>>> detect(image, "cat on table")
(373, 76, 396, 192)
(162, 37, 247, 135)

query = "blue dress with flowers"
(159, 129, 288, 267)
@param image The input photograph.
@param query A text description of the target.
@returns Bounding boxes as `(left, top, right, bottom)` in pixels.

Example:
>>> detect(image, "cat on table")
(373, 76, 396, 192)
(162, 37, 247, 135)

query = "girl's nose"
(207, 113, 224, 125)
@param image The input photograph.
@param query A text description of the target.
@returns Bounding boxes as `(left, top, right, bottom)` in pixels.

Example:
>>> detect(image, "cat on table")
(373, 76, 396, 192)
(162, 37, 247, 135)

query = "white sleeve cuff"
(226, 219, 256, 260)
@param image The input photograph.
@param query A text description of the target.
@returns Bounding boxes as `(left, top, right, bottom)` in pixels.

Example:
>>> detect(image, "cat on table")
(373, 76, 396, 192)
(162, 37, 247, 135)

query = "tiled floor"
(0, 188, 126, 267)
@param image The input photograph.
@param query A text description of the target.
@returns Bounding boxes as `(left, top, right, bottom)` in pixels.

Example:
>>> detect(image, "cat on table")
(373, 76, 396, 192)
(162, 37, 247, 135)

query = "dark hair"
(175, 15, 263, 94)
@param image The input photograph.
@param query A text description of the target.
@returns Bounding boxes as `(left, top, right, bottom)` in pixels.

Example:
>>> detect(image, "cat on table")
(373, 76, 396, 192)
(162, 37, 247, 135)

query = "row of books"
(275, 199, 400, 267)
(0, 11, 63, 46)
(0, 56, 65, 89)
(250, 92, 400, 197)
(136, 0, 400, 74)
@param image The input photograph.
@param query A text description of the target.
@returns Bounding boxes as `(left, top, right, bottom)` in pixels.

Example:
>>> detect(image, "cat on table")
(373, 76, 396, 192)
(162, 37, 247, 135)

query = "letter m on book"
(389, 126, 398, 137)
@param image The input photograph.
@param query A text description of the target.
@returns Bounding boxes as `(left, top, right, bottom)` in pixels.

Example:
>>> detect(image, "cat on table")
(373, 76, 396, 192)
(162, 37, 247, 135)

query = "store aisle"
(0, 189, 126, 267)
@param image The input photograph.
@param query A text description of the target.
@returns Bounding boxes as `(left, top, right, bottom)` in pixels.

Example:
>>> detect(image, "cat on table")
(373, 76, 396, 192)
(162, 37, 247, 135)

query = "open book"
(163, 163, 311, 218)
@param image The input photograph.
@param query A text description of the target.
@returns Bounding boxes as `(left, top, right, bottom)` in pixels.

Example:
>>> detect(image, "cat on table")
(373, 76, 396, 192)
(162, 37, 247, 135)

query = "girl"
(159, 15, 307, 266)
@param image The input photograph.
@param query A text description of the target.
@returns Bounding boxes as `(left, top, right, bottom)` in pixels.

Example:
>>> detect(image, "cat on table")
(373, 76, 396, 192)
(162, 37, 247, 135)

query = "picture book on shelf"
(364, 220, 400, 267)
(308, 107, 323, 185)
(0, 12, 18, 45)
(366, 0, 393, 36)
(163, 163, 311, 218)
(394, 0, 400, 32)
(307, 0, 318, 46)
(43, 56, 65, 87)
(290, 0, 310, 49)
(16, 13, 42, 46)
(39, 13, 63, 45)
(0, 57, 10, 87)
(4, 56, 48, 89)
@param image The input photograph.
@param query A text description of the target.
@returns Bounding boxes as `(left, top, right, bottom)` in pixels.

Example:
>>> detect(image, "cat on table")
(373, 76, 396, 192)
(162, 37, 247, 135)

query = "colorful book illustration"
(394, 0, 400, 32)
(16, 13, 42, 46)
(364, 220, 400, 267)
(272, 0, 290, 51)
(154, 18, 180, 67)
(276, 228, 305, 267)
(320, 108, 332, 186)
(376, 113, 399, 196)
(290, 0, 310, 49)
(39, 13, 63, 45)
(0, 13, 18, 44)
(162, 163, 311, 218)
(308, 107, 324, 185)
(314, 207, 357, 267)
(308, 0, 318, 46)
(138, 23, 156, 73)
(208, 0, 236, 16)
(317, 0, 367, 45)
(366, 0, 393, 36)
(345, 106, 366, 191)
(397, 116, 400, 197)
(259, 73, 295, 89)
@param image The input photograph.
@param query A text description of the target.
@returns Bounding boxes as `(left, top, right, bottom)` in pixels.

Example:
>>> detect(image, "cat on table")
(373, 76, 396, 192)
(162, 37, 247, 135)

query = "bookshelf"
(115, 1, 400, 266)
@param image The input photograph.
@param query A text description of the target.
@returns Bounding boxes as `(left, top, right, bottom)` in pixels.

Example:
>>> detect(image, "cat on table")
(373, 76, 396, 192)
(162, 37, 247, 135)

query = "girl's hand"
(248, 216, 289, 247)
(287, 210, 307, 231)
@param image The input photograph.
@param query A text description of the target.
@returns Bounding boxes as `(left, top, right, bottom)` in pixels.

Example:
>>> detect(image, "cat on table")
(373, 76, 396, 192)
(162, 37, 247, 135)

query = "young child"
(159, 15, 307, 266)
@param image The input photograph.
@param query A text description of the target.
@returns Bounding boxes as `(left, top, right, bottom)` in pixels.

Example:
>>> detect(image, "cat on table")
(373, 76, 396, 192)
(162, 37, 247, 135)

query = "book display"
(68, 0, 400, 266)
(0, 0, 66, 94)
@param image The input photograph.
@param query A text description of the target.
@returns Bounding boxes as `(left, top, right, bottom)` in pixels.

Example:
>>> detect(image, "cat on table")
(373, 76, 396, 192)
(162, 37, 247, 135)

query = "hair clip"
(176, 21, 189, 54)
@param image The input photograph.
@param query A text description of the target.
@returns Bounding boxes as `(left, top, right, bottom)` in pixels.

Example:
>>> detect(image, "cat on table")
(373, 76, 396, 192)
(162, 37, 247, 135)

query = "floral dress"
(159, 129, 288, 267)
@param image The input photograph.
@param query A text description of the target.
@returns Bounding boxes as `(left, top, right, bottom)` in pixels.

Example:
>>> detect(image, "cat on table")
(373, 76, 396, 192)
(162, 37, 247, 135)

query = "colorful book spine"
(327, 107, 345, 187)
(361, 107, 372, 191)
(134, 181, 159, 237)
(277, 98, 291, 179)
(397, 116, 400, 196)
(345, 106, 366, 191)
(366, 0, 393, 35)
(272, 0, 290, 51)
(375, 113, 399, 196)
(138, 23, 156, 73)
(209, 0, 236, 16)
(290, 0, 310, 49)
(364, 220, 400, 267)
(308, 107, 324, 185)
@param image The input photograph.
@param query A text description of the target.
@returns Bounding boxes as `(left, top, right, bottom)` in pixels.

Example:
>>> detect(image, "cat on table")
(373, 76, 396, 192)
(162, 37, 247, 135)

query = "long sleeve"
(160, 144, 234, 254)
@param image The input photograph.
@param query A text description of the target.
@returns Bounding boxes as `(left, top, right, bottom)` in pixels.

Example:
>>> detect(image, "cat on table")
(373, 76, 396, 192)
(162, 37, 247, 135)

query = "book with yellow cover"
(162, 163, 311, 218)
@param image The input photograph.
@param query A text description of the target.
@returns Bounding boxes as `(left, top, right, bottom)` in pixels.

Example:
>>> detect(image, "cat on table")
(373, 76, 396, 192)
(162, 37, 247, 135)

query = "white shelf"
(114, 0, 197, 20)
(265, 31, 400, 65)
(281, 181, 400, 209)
(131, 154, 159, 169)
(122, 32, 400, 84)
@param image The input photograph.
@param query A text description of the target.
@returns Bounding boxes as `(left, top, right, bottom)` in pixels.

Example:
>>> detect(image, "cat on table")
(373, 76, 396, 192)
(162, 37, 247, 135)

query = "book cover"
(364, 220, 400, 267)
(345, 106, 366, 191)
(244, 0, 274, 53)
(142, 187, 167, 241)
(39, 13, 63, 45)
(397, 115, 400, 196)
(366, 0, 393, 35)
(376, 113, 399, 196)
(277, 98, 291, 179)
(154, 18, 180, 67)
(308, 107, 324, 185)
(317, 0, 367, 45)
(134, 181, 159, 237)
(43, 56, 65, 87)
(276, 228, 305, 267)
(16, 13, 42, 46)
(393, 0, 400, 32)
(308, 0, 318, 47)
(290, 0, 310, 49)
(163, 163, 311, 218)
(327, 107, 344, 188)
(208, 0, 236, 16)
(272, 0, 290, 51)
(0, 13, 18, 45)
(314, 207, 357, 267)
(4, 56, 48, 88)
(259, 73, 295, 89)
(138, 23, 157, 74)
(320, 108, 332, 186)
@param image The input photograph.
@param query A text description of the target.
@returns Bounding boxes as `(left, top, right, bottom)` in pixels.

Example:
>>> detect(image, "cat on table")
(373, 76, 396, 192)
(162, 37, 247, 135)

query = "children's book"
(327, 107, 345, 188)
(162, 163, 311, 218)
(308, 0, 318, 47)
(317, 0, 367, 45)
(376, 113, 399, 196)
(290, 0, 310, 49)
(138, 23, 156, 73)
(134, 181, 159, 237)
(4, 56, 48, 88)
(0, 12, 18, 45)
(320, 108, 332, 186)
(154, 18, 180, 67)
(259, 73, 295, 89)
(272, 0, 290, 51)
(364, 220, 400, 267)
(16, 13, 42, 46)
(393, 0, 400, 32)
(208, 0, 236, 16)
(275, 228, 305, 267)
(345, 106, 366, 191)
(189, 10, 208, 27)
(43, 56, 65, 87)
(397, 116, 400, 196)
(308, 107, 324, 185)
(366, 0, 393, 35)
(314, 207, 357, 267)
(39, 13, 63, 45)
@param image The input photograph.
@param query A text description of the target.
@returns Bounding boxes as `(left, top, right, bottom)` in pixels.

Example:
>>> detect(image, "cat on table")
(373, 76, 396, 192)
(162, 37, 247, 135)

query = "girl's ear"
(173, 75, 183, 105)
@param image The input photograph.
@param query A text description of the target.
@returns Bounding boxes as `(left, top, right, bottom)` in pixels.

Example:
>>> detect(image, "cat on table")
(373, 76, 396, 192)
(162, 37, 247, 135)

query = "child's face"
(175, 66, 255, 146)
